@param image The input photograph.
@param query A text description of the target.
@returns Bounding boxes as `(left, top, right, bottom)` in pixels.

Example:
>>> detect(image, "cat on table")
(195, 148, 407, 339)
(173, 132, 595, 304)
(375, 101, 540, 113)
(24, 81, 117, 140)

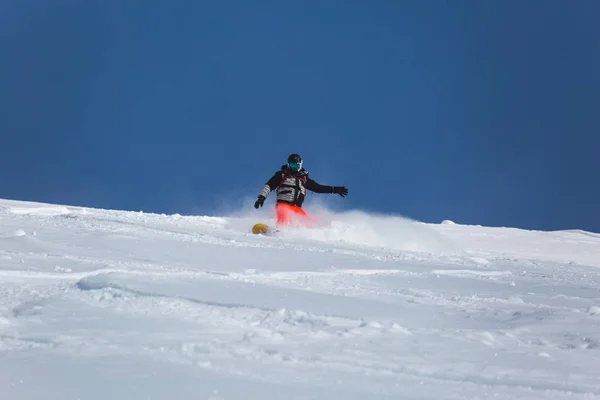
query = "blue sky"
(1, 1, 599, 232)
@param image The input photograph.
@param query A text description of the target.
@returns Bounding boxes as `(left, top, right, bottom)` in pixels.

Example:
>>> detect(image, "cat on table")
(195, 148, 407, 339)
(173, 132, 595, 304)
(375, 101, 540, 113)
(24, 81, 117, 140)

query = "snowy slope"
(0, 198, 599, 400)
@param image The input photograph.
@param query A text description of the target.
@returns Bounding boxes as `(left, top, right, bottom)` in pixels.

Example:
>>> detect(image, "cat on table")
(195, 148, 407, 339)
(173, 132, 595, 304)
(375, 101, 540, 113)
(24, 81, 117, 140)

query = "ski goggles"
(288, 161, 302, 170)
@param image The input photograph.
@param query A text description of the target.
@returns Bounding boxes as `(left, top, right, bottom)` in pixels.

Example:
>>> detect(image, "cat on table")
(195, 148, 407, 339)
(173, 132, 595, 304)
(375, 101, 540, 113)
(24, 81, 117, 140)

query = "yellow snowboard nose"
(252, 223, 270, 234)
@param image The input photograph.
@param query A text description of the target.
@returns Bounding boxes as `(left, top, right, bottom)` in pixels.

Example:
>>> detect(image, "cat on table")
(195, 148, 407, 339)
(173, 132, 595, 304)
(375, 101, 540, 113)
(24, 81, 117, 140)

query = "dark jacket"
(258, 165, 337, 207)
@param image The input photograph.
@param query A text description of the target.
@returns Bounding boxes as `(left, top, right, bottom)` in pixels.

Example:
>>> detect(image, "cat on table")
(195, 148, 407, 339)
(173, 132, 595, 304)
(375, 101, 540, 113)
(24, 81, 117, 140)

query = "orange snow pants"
(275, 203, 312, 227)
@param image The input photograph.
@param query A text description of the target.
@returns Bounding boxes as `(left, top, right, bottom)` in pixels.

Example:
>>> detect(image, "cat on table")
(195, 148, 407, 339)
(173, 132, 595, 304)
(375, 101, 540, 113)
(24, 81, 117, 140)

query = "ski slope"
(0, 198, 599, 400)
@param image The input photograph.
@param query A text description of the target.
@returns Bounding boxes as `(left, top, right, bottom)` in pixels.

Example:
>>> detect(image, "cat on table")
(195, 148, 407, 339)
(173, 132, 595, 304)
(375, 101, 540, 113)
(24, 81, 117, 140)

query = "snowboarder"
(254, 154, 349, 226)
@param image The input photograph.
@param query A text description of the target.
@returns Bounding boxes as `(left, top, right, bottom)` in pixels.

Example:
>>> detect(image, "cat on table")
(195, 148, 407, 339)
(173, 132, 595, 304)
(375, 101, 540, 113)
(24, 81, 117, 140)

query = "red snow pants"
(275, 203, 312, 227)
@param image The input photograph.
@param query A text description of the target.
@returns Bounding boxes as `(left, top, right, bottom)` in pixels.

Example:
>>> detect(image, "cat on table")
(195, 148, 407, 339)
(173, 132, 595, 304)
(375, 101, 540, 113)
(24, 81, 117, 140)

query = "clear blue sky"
(1, 1, 599, 232)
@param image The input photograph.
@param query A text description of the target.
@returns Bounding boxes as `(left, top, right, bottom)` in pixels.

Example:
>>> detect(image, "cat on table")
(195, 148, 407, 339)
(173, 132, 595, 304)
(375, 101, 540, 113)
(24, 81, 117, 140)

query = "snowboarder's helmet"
(287, 154, 303, 170)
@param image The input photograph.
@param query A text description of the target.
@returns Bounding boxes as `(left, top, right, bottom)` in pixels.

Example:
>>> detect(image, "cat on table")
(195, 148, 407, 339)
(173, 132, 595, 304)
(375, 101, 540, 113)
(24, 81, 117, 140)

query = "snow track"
(0, 199, 599, 399)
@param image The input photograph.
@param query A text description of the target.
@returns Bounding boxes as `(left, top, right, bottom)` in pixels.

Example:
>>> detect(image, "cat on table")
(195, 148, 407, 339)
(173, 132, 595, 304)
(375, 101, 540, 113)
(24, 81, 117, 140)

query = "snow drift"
(0, 198, 599, 400)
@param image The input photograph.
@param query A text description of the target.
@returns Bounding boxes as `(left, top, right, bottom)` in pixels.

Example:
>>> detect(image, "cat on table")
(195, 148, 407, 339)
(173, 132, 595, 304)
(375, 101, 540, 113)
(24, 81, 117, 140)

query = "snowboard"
(251, 223, 272, 235)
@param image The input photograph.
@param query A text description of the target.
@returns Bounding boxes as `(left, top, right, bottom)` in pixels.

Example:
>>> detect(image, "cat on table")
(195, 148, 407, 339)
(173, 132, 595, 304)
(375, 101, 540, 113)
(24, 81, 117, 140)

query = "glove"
(332, 186, 348, 197)
(254, 195, 265, 209)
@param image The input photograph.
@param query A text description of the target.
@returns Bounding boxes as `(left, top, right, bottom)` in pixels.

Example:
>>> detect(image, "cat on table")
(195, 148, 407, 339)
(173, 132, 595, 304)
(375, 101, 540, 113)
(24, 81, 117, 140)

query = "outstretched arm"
(306, 178, 348, 197)
(255, 172, 283, 208)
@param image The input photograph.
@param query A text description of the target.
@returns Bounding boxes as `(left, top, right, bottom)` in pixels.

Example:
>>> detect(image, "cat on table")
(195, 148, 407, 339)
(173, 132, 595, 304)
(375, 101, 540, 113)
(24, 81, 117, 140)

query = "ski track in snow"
(1, 199, 600, 399)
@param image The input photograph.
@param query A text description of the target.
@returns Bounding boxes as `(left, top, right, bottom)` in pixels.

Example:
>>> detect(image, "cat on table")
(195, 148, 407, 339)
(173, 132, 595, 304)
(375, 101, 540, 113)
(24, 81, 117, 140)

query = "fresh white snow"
(0, 198, 599, 399)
